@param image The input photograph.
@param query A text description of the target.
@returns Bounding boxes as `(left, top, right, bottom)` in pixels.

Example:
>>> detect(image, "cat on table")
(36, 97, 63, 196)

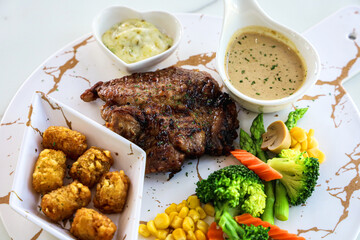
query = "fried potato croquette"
(42, 126, 87, 159)
(32, 149, 66, 194)
(70, 147, 114, 187)
(41, 181, 91, 222)
(94, 170, 130, 213)
(70, 208, 117, 240)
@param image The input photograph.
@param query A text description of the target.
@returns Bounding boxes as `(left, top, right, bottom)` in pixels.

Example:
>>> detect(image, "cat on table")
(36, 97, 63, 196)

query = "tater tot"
(69, 147, 114, 187)
(70, 208, 117, 240)
(32, 149, 66, 194)
(42, 126, 87, 159)
(94, 171, 130, 213)
(41, 181, 91, 222)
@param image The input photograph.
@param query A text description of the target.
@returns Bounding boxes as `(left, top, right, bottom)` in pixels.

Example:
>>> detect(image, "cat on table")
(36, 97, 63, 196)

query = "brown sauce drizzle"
(30, 229, 43, 240)
(297, 142, 360, 238)
(11, 191, 23, 201)
(298, 93, 326, 101)
(127, 144, 134, 155)
(68, 74, 91, 86)
(0, 118, 24, 126)
(26, 104, 43, 137)
(196, 158, 203, 181)
(0, 192, 10, 204)
(297, 41, 360, 128)
(0, 191, 23, 205)
(37, 91, 72, 129)
(43, 36, 93, 95)
(174, 52, 217, 72)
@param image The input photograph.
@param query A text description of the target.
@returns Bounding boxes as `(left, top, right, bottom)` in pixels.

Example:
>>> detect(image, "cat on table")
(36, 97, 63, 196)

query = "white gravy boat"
(216, 0, 321, 113)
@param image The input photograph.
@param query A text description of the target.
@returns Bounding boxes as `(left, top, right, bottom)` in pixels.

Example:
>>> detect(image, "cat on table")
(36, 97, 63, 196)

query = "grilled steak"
(81, 67, 239, 173)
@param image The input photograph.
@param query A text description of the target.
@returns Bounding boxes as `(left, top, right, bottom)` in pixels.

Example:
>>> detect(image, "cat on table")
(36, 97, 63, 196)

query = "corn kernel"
(169, 212, 178, 222)
(183, 216, 195, 232)
(176, 202, 187, 212)
(178, 206, 189, 218)
(154, 213, 170, 230)
(290, 127, 307, 142)
(308, 129, 315, 137)
(203, 203, 215, 217)
(138, 224, 151, 237)
(308, 148, 325, 163)
(291, 136, 297, 147)
(301, 140, 308, 151)
(165, 203, 178, 214)
(170, 216, 183, 229)
(195, 229, 207, 240)
(195, 206, 207, 219)
(187, 195, 201, 209)
(188, 209, 200, 223)
(196, 220, 209, 233)
(307, 137, 319, 149)
(157, 229, 169, 240)
(292, 142, 301, 151)
(172, 228, 186, 240)
(187, 230, 197, 240)
(147, 220, 158, 237)
(165, 234, 175, 240)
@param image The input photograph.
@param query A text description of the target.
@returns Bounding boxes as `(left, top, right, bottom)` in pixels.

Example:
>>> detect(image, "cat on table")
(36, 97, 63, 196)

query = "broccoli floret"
(196, 165, 267, 239)
(196, 165, 266, 217)
(267, 149, 320, 205)
(219, 211, 269, 240)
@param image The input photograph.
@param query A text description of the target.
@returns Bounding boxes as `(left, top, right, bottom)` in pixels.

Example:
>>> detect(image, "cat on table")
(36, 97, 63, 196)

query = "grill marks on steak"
(81, 67, 239, 173)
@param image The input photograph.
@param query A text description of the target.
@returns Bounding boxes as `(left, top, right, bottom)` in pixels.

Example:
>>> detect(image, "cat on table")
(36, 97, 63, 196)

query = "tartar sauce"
(102, 19, 173, 64)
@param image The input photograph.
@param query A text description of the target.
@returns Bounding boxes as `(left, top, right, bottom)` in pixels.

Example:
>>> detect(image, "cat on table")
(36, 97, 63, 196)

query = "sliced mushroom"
(261, 120, 291, 154)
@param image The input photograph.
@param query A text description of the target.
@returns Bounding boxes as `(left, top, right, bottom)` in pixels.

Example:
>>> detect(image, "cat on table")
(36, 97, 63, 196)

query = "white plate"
(10, 93, 146, 240)
(0, 10, 360, 239)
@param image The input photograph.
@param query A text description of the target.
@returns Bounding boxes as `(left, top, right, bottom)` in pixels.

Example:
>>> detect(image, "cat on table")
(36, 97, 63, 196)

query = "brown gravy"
(226, 27, 306, 100)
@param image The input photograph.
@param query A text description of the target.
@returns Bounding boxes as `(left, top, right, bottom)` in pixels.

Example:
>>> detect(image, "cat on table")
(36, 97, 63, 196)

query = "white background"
(1, 0, 360, 239)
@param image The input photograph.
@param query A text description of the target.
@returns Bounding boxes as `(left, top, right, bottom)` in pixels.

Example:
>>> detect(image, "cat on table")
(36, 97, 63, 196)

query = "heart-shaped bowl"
(93, 6, 182, 73)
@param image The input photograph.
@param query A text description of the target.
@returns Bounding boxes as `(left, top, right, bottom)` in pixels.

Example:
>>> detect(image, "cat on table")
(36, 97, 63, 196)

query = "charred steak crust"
(81, 67, 239, 173)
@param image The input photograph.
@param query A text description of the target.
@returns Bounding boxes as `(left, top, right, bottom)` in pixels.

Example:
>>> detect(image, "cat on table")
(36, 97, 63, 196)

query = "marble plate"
(0, 9, 360, 240)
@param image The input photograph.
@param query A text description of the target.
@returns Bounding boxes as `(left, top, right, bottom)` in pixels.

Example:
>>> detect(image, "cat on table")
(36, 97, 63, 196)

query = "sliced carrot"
(235, 213, 305, 240)
(231, 149, 282, 181)
(207, 222, 224, 240)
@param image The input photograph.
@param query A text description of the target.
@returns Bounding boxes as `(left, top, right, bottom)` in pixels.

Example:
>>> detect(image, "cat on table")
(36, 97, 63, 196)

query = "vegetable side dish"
(31, 126, 130, 239)
(102, 19, 173, 63)
(139, 195, 213, 240)
(140, 108, 323, 240)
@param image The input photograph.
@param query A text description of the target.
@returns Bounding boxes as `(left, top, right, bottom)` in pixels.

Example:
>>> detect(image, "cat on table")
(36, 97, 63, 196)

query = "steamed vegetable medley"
(140, 108, 323, 239)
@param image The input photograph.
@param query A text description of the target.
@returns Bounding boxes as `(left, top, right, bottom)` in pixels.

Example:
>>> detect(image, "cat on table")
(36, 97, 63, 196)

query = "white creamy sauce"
(102, 19, 173, 64)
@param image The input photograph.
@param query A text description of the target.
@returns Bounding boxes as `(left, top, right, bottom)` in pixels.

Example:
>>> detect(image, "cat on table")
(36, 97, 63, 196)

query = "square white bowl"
(10, 92, 146, 240)
(93, 6, 182, 73)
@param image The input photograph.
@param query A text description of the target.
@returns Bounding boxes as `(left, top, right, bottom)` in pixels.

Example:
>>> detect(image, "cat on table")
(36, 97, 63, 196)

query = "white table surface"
(1, 0, 360, 239)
